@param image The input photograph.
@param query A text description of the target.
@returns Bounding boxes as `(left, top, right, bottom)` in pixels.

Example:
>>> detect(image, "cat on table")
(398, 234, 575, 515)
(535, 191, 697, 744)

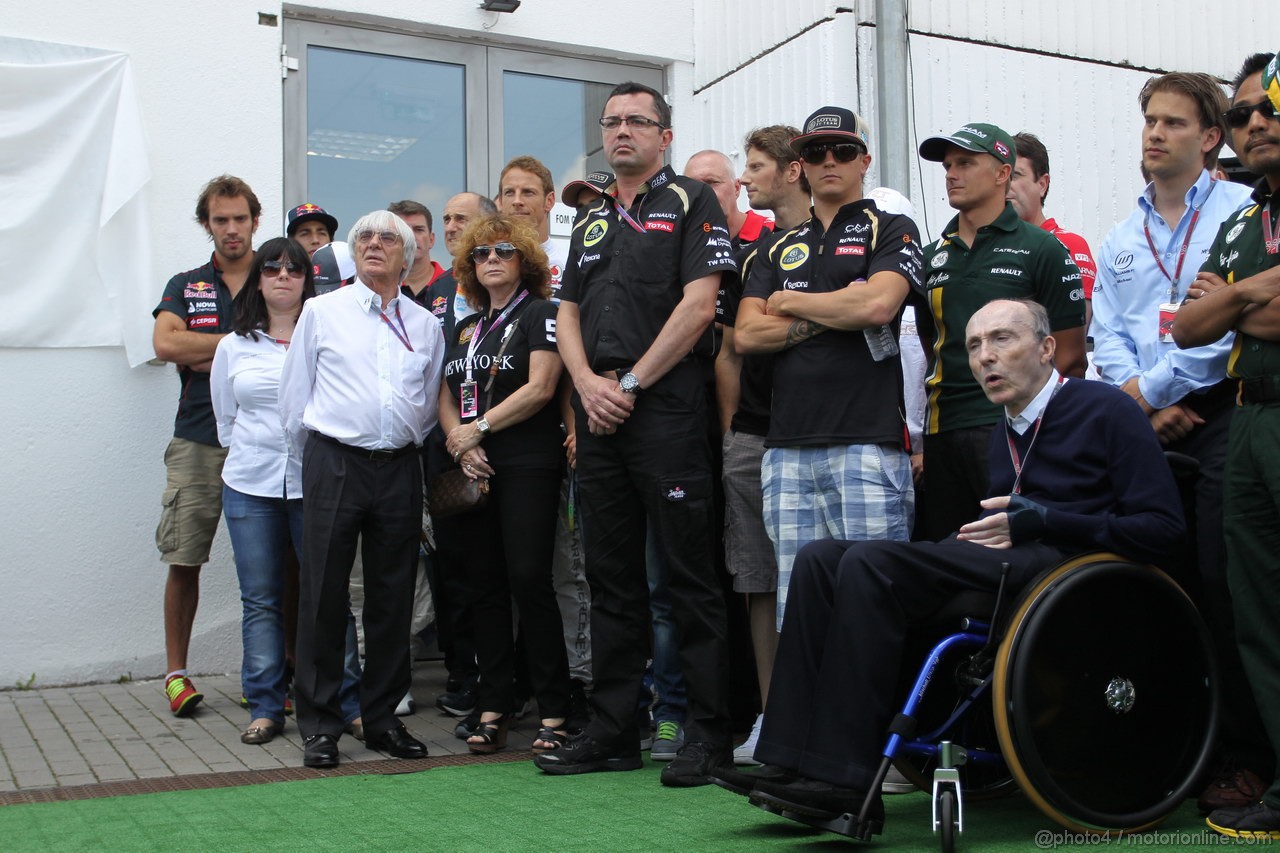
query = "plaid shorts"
(762, 443, 914, 629)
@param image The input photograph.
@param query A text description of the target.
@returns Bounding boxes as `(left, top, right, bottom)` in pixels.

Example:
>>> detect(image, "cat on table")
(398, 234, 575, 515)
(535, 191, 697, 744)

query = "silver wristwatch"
(476, 416, 491, 433)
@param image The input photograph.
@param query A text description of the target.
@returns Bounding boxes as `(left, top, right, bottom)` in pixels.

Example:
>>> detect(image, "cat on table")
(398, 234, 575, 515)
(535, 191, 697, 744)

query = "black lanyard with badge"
(459, 291, 528, 419)
(1145, 178, 1216, 342)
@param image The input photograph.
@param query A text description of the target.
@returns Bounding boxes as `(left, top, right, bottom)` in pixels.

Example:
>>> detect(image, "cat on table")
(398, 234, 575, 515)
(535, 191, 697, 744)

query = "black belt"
(314, 432, 416, 461)
(1239, 375, 1280, 405)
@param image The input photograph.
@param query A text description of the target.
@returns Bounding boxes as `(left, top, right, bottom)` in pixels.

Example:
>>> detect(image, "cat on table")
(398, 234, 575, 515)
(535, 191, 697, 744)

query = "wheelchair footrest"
(752, 799, 883, 841)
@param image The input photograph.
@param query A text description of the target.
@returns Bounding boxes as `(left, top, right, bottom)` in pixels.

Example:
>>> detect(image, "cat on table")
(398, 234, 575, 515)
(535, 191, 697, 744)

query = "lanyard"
(1142, 177, 1217, 302)
(607, 193, 648, 234)
(1005, 376, 1067, 495)
(379, 303, 414, 352)
(1263, 206, 1280, 255)
(464, 290, 528, 382)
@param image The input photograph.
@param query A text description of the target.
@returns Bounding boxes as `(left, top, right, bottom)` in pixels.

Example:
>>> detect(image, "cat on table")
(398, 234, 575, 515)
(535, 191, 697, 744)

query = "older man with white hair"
(280, 209, 445, 768)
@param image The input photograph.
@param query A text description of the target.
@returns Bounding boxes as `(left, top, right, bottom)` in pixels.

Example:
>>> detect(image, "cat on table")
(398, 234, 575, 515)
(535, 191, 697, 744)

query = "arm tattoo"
(784, 318, 827, 348)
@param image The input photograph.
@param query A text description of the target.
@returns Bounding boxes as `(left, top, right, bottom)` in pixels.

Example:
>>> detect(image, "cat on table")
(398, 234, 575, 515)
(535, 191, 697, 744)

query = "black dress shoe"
(710, 763, 798, 797)
(368, 725, 429, 759)
(752, 777, 882, 824)
(303, 734, 339, 768)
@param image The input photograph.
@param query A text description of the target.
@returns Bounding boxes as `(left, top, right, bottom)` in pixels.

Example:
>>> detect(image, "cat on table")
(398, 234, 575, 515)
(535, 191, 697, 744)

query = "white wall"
(1, 0, 1274, 687)
(0, 0, 695, 688)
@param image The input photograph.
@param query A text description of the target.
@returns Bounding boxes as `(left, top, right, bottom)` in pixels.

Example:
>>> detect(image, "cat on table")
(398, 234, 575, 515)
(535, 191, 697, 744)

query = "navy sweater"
(982, 378, 1186, 567)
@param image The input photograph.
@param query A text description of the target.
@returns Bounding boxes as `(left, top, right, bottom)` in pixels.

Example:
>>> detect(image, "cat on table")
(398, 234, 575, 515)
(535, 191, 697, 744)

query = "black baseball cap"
(790, 106, 872, 154)
(560, 171, 616, 206)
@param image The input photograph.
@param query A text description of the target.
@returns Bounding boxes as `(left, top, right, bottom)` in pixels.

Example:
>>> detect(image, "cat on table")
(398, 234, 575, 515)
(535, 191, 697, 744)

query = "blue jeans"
(645, 524, 688, 725)
(223, 486, 362, 724)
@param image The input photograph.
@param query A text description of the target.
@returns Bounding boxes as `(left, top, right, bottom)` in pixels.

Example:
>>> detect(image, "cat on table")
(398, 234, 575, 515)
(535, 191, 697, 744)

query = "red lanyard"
(1142, 178, 1217, 299)
(1005, 376, 1066, 495)
(379, 303, 414, 352)
(1263, 207, 1280, 255)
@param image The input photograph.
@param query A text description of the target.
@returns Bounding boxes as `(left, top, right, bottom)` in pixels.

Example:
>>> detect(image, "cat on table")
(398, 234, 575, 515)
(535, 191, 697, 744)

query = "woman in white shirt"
(211, 237, 340, 744)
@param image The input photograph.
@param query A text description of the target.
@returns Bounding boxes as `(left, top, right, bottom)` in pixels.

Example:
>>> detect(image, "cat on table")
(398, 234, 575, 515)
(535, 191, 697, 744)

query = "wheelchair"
(765, 551, 1219, 851)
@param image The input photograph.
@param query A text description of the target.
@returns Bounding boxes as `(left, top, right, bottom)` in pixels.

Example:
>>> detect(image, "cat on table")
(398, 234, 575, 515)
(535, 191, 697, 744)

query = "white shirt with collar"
(211, 331, 301, 499)
(280, 279, 445, 455)
(1006, 369, 1064, 436)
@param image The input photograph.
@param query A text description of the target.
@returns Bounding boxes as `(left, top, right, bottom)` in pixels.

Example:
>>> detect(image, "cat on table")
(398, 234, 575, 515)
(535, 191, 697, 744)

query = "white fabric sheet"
(0, 36, 154, 365)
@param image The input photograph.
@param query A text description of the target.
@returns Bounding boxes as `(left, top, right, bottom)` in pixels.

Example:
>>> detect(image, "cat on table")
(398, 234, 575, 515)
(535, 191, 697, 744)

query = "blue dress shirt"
(1092, 170, 1253, 409)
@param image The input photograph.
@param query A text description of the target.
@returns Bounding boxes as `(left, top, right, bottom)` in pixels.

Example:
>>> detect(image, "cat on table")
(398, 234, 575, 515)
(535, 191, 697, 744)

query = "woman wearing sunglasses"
(438, 215, 572, 754)
(211, 238, 367, 745)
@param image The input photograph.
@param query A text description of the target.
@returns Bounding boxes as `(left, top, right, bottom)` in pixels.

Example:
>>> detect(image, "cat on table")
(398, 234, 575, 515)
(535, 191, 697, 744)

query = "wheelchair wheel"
(937, 788, 957, 853)
(993, 554, 1218, 833)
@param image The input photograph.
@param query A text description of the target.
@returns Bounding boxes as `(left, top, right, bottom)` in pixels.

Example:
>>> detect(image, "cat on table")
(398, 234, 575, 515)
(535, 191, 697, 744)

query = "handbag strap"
(480, 316, 519, 412)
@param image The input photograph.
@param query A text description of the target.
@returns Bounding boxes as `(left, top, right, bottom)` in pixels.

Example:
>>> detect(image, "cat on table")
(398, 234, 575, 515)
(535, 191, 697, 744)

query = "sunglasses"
(1223, 99, 1280, 129)
(354, 229, 402, 245)
(800, 142, 867, 165)
(261, 260, 304, 276)
(472, 242, 518, 263)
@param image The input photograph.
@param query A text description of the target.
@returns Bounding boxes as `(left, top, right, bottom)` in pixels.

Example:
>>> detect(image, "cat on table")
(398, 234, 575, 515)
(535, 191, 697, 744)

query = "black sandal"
(466, 713, 510, 754)
(532, 726, 568, 754)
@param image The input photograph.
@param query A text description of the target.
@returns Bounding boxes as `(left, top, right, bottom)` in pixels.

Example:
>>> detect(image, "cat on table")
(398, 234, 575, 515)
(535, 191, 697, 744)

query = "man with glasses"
(1175, 51, 1280, 840)
(734, 107, 923, 638)
(1092, 72, 1261, 815)
(152, 175, 260, 718)
(536, 81, 738, 787)
(917, 123, 1086, 543)
(280, 210, 445, 769)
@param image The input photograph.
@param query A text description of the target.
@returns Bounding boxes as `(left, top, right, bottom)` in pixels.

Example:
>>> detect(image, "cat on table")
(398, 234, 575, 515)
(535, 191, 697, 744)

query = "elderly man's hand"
(956, 496, 1013, 549)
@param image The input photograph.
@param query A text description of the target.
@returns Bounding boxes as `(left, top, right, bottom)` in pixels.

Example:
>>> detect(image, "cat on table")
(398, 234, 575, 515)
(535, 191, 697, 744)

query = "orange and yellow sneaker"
(165, 675, 203, 717)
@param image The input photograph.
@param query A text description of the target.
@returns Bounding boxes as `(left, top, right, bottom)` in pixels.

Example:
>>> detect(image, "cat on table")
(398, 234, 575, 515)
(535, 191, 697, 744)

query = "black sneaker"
(436, 684, 476, 717)
(1207, 802, 1280, 839)
(534, 733, 643, 775)
(660, 741, 732, 788)
(453, 708, 481, 739)
(710, 763, 798, 797)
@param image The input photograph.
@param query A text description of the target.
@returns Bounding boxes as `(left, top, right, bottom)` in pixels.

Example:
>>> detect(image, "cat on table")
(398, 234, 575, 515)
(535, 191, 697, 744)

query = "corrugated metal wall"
(690, 0, 1273, 250)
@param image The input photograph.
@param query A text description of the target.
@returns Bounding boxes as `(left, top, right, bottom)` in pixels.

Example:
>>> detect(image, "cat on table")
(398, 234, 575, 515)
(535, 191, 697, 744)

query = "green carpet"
(0, 761, 1231, 851)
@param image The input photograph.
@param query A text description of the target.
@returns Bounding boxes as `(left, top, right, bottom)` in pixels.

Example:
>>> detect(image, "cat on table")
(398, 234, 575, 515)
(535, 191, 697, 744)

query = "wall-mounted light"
(479, 0, 521, 11)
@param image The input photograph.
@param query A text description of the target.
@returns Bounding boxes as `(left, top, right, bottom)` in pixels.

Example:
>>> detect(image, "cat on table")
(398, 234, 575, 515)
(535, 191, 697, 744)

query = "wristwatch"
(618, 372, 642, 394)
(476, 416, 491, 434)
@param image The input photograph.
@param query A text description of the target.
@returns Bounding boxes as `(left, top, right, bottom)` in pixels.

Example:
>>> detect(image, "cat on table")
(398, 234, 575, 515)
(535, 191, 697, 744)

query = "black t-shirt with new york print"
(443, 294, 563, 472)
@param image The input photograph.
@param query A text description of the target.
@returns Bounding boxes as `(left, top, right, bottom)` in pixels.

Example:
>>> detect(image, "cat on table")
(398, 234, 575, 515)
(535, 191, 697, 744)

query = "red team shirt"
(1042, 218, 1097, 301)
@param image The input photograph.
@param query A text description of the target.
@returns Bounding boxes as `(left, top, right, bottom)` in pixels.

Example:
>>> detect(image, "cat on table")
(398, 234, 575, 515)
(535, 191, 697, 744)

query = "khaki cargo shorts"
(156, 437, 228, 566)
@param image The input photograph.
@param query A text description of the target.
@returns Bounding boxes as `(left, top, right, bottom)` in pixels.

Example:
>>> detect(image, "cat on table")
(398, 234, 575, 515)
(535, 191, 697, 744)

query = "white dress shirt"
(280, 280, 445, 455)
(210, 331, 301, 499)
(1007, 369, 1063, 435)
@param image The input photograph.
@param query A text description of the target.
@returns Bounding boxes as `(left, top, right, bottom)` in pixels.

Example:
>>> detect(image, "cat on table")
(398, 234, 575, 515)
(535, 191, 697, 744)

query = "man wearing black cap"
(286, 203, 338, 255)
(535, 80, 737, 787)
(916, 123, 1086, 542)
(735, 106, 923, 641)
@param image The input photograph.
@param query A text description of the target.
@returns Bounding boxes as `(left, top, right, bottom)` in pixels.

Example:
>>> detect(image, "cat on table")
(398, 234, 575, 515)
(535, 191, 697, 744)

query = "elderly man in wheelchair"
(713, 297, 1204, 843)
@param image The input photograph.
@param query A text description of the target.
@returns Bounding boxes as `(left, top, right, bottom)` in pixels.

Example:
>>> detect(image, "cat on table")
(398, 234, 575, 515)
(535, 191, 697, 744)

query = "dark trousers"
(1170, 393, 1272, 774)
(756, 536, 1065, 789)
(455, 465, 570, 719)
(921, 425, 994, 542)
(296, 433, 421, 741)
(575, 361, 731, 748)
(424, 427, 478, 689)
(1224, 403, 1280, 806)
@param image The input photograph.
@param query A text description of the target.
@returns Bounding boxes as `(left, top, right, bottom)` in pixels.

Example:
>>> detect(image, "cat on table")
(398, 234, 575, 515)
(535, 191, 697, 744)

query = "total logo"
(584, 220, 609, 247)
(779, 244, 810, 270)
